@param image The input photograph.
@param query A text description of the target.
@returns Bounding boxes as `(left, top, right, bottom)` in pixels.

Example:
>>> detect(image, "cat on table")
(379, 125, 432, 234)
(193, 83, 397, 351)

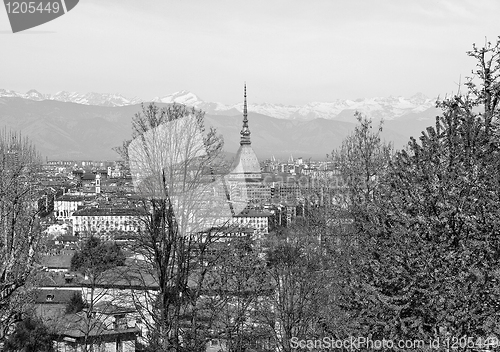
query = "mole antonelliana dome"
(229, 84, 262, 180)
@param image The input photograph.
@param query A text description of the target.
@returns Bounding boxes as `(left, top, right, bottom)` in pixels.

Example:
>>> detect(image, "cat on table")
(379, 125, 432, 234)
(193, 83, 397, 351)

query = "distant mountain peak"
(24, 89, 46, 101)
(409, 92, 432, 105)
(25, 89, 42, 94)
(152, 90, 204, 106)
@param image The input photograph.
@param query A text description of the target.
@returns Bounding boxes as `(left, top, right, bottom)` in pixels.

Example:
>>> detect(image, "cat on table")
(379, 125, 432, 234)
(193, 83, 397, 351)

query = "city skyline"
(1, 0, 499, 105)
(1, 1, 500, 348)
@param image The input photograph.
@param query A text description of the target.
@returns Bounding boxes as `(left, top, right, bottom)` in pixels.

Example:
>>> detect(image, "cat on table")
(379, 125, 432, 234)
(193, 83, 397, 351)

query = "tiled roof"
(54, 313, 140, 338)
(35, 289, 77, 304)
(38, 272, 84, 287)
(56, 194, 94, 202)
(79, 262, 159, 290)
(40, 254, 74, 269)
(72, 208, 147, 217)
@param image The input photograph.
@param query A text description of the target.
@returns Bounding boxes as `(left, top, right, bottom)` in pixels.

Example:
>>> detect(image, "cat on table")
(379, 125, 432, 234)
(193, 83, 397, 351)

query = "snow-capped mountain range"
(0, 88, 437, 121)
(152, 90, 438, 121)
(0, 89, 143, 107)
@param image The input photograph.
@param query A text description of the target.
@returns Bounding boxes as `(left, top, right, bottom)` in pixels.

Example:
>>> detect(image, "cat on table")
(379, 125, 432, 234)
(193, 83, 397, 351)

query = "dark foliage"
(70, 236, 125, 275)
(4, 316, 54, 352)
(338, 37, 500, 344)
(65, 291, 85, 314)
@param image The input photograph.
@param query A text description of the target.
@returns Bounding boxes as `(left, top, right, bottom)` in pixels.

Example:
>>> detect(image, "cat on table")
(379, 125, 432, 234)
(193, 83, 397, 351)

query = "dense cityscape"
(4, 38, 500, 349)
(2, 1, 500, 351)
(1, 85, 354, 351)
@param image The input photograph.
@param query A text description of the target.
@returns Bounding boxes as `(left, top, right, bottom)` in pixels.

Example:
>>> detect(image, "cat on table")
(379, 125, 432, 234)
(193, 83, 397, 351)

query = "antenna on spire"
(243, 82, 248, 122)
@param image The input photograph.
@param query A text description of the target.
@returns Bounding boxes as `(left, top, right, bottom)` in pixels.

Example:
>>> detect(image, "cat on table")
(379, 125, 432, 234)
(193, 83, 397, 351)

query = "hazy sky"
(1, 0, 499, 105)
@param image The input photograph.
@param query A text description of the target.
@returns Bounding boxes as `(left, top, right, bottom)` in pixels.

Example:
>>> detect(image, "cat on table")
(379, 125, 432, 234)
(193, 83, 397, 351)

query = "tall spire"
(243, 83, 248, 122)
(240, 83, 251, 145)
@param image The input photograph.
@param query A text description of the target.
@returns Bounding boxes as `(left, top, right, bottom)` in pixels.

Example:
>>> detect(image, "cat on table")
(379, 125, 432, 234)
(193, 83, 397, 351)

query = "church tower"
(95, 173, 101, 194)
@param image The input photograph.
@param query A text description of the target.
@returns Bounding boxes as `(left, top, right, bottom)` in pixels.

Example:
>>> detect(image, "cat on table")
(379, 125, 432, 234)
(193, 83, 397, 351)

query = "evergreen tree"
(4, 316, 54, 352)
(344, 37, 500, 346)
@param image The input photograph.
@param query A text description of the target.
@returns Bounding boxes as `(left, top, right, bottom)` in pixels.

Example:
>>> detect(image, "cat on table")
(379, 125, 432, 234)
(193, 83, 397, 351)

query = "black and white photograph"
(1, 1, 500, 351)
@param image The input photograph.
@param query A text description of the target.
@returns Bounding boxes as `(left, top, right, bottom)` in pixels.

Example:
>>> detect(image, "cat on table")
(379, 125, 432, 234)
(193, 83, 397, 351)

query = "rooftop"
(35, 289, 76, 304)
(81, 174, 96, 181)
(79, 260, 159, 290)
(40, 253, 74, 269)
(54, 312, 140, 338)
(56, 194, 95, 202)
(72, 207, 147, 217)
(234, 209, 272, 218)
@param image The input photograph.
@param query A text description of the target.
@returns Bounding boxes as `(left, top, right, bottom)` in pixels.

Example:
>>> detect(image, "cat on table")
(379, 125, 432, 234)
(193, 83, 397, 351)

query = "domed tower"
(227, 84, 268, 203)
(230, 84, 262, 180)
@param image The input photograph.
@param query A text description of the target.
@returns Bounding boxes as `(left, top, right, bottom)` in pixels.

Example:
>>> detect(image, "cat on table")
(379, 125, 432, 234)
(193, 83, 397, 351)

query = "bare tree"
(0, 129, 42, 340)
(119, 103, 240, 351)
(67, 236, 127, 352)
(465, 37, 500, 133)
(202, 236, 272, 352)
(257, 226, 329, 352)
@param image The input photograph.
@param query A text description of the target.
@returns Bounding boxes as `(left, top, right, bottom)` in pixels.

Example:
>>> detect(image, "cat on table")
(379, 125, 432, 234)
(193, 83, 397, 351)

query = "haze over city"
(2, 0, 500, 105)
